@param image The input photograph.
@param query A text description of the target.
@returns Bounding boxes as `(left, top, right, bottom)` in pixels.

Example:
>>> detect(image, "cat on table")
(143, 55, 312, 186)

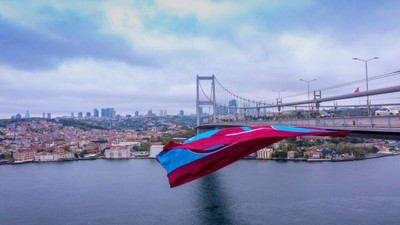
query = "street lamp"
(272, 90, 285, 99)
(299, 79, 317, 101)
(299, 79, 317, 117)
(353, 57, 379, 116)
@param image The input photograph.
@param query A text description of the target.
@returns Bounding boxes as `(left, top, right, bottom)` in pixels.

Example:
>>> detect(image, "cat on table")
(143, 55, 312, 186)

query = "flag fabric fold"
(156, 125, 348, 188)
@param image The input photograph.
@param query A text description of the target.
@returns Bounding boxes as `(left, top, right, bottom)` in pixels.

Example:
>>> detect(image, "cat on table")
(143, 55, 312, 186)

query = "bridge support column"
(196, 75, 217, 134)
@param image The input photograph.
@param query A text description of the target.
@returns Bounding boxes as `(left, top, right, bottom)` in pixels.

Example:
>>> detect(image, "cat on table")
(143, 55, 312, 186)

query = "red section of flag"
(158, 126, 349, 188)
(354, 87, 359, 93)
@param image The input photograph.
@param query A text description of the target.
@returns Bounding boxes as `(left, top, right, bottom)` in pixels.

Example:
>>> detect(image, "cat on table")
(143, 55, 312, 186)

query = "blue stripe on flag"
(156, 149, 209, 174)
(183, 129, 220, 144)
(272, 126, 332, 133)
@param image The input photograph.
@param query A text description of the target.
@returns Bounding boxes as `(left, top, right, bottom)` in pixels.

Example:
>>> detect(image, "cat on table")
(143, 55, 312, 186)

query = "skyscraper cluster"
(101, 108, 116, 118)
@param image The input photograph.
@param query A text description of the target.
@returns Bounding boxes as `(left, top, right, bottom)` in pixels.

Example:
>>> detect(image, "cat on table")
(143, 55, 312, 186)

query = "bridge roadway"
(197, 115, 400, 140)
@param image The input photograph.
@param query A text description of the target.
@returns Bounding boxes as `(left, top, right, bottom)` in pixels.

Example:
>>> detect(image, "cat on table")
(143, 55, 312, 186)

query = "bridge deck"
(198, 116, 400, 140)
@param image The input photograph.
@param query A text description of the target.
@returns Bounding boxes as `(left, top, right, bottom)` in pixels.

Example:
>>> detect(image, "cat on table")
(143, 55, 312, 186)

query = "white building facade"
(149, 145, 164, 158)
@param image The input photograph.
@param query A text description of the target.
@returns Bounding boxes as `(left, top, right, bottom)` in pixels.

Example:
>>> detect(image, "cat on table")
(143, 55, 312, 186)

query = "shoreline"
(258, 152, 400, 162)
(2, 152, 399, 165)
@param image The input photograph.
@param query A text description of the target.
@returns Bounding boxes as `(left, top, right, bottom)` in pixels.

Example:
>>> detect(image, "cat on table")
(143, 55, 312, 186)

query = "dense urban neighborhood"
(0, 115, 196, 164)
(1, 114, 399, 164)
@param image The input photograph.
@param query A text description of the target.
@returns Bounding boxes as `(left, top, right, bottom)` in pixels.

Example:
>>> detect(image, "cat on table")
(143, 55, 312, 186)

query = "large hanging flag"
(156, 126, 348, 188)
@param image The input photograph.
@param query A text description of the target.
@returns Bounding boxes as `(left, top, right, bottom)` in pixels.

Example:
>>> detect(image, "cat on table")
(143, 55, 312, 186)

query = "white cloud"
(155, 0, 241, 20)
(1, 0, 400, 118)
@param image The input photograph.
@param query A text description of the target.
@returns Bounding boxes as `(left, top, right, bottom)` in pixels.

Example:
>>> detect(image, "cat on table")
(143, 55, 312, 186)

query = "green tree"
(328, 143, 336, 150)
(272, 150, 287, 159)
(133, 142, 151, 151)
(294, 152, 302, 158)
(286, 137, 296, 144)
(287, 143, 297, 151)
(82, 150, 88, 155)
(313, 139, 323, 146)
(279, 143, 288, 151)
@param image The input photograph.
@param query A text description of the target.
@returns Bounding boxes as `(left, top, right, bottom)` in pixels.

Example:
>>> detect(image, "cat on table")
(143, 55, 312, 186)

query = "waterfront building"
(13, 150, 37, 163)
(150, 144, 164, 158)
(322, 149, 335, 159)
(104, 147, 130, 159)
(256, 148, 273, 159)
(287, 151, 296, 159)
(378, 146, 393, 155)
(131, 151, 149, 157)
(34, 152, 59, 161)
(304, 150, 322, 159)
(64, 151, 75, 160)
(57, 149, 65, 160)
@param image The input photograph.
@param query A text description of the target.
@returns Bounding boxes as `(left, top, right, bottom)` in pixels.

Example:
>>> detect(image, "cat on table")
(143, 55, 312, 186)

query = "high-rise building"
(100, 108, 116, 118)
(16, 113, 22, 119)
(47, 113, 51, 119)
(179, 110, 184, 116)
(135, 111, 139, 117)
(110, 108, 116, 118)
(78, 112, 83, 118)
(199, 107, 203, 115)
(93, 108, 99, 117)
(159, 110, 164, 117)
(147, 109, 153, 117)
(86, 112, 91, 117)
(25, 110, 30, 118)
(42, 113, 45, 119)
(71, 112, 74, 118)
(164, 110, 167, 116)
(229, 99, 237, 114)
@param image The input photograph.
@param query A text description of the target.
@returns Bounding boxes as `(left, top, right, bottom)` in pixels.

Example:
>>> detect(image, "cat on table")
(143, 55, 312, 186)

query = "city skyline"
(1, 1, 400, 117)
(8, 107, 186, 119)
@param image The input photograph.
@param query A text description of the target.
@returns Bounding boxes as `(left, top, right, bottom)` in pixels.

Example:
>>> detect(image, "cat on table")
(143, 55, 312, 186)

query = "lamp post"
(353, 57, 379, 116)
(299, 79, 317, 101)
(299, 79, 317, 117)
(272, 90, 285, 99)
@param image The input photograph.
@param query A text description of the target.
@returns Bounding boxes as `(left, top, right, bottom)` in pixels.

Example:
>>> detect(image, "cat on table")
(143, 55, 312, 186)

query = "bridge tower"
(196, 75, 216, 133)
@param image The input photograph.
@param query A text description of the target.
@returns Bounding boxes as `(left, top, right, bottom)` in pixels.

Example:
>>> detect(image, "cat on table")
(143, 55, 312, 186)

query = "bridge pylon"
(196, 75, 216, 133)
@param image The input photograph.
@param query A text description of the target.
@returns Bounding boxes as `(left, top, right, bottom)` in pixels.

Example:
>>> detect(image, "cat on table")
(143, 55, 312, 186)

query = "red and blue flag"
(156, 126, 348, 188)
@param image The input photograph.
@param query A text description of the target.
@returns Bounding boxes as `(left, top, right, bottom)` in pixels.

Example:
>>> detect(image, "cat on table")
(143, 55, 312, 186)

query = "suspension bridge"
(195, 71, 400, 140)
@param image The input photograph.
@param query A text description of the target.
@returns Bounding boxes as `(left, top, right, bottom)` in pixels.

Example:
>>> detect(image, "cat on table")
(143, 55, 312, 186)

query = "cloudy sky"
(1, 0, 400, 118)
